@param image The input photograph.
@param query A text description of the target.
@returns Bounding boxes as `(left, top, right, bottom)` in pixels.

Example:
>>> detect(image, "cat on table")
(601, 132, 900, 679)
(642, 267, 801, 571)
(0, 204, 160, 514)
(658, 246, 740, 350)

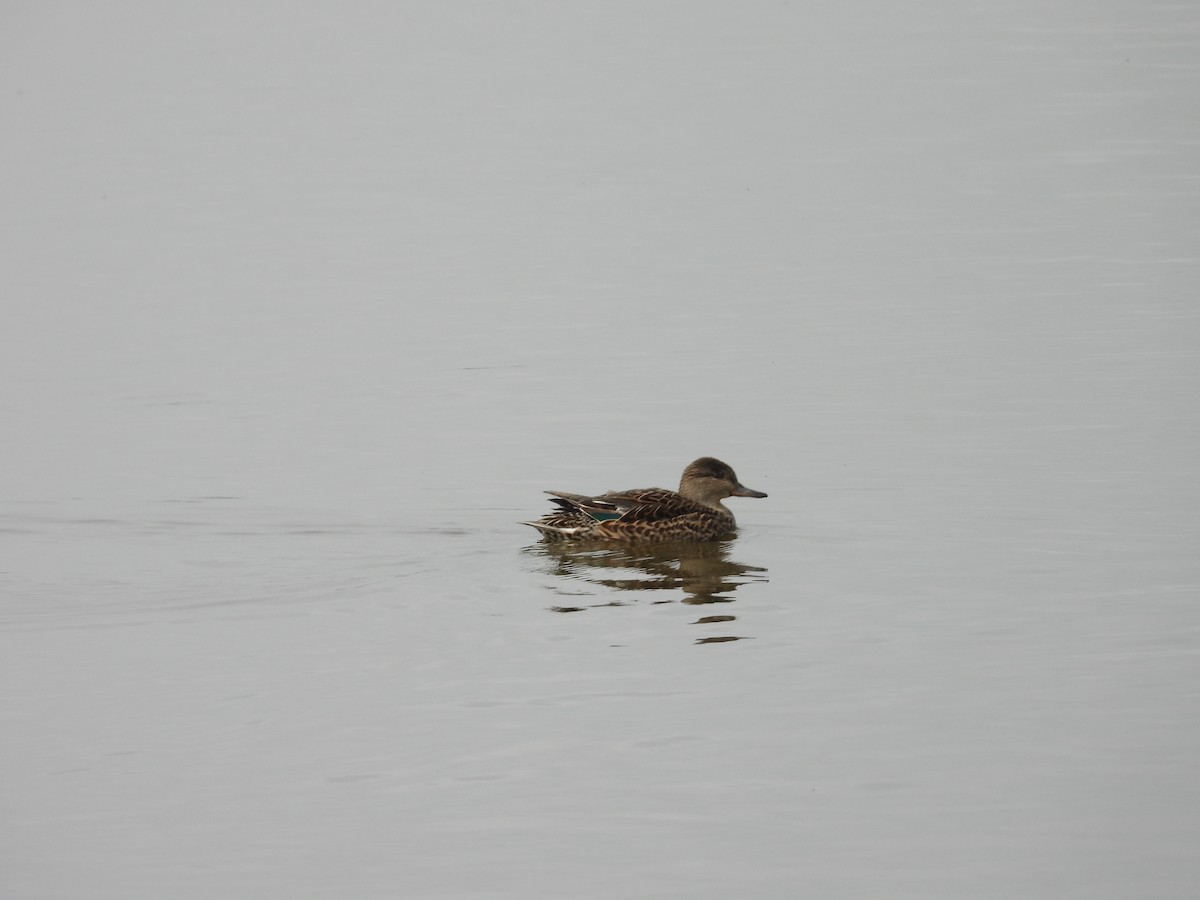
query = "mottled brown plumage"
(521, 457, 767, 542)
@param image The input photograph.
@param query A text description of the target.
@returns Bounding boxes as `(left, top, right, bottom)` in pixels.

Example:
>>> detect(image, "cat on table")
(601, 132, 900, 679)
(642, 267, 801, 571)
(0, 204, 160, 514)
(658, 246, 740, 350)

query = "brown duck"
(521, 457, 767, 542)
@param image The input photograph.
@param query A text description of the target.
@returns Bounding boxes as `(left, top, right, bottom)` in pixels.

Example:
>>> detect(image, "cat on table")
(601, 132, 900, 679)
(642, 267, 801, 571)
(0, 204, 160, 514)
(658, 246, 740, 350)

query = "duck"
(521, 457, 767, 542)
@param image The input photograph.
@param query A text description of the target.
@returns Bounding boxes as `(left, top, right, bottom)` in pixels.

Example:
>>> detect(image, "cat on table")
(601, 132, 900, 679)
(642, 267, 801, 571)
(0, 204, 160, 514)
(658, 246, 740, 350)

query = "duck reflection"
(527, 539, 767, 608)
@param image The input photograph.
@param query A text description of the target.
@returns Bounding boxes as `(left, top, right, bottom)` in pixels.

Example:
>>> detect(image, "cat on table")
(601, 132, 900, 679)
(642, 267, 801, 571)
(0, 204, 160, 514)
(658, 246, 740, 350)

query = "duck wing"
(544, 490, 625, 521)
(545, 488, 713, 523)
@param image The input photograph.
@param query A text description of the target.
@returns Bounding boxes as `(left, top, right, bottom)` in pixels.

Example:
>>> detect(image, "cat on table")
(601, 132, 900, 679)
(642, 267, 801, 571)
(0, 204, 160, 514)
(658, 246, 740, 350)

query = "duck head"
(679, 457, 768, 508)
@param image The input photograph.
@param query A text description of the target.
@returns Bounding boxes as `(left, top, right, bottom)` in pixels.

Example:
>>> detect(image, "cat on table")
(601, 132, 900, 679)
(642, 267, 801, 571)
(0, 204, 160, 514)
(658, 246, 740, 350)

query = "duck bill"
(731, 483, 768, 498)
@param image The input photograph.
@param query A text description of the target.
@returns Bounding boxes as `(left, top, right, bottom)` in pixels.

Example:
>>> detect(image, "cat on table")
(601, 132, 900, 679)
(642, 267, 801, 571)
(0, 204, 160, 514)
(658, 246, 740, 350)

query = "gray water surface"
(3, 3, 1198, 898)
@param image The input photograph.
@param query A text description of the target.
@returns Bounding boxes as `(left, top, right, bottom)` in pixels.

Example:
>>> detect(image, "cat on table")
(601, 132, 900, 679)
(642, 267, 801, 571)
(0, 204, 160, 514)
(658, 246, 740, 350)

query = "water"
(3, 3, 1198, 898)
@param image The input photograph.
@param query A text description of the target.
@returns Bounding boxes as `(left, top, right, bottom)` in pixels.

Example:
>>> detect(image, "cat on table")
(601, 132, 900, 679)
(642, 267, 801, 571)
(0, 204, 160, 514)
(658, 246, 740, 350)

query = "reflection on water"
(524, 540, 768, 641)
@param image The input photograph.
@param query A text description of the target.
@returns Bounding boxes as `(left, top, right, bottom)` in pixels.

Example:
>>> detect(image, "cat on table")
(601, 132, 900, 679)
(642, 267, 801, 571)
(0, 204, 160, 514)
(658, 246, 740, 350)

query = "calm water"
(3, 3, 1199, 898)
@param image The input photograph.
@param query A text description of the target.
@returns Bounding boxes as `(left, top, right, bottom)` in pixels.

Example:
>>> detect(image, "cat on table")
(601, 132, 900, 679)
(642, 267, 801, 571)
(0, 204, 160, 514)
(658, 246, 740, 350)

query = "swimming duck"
(521, 457, 767, 542)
